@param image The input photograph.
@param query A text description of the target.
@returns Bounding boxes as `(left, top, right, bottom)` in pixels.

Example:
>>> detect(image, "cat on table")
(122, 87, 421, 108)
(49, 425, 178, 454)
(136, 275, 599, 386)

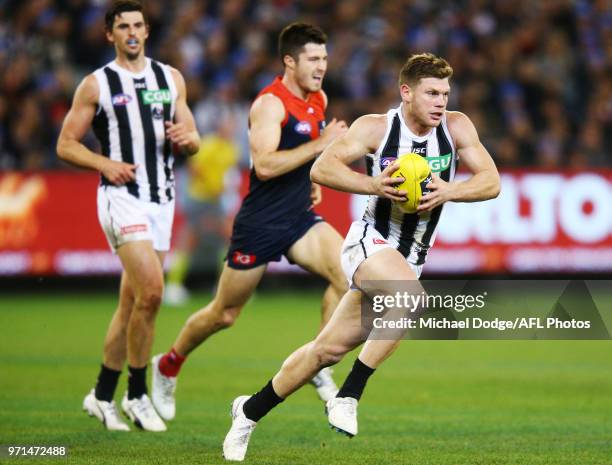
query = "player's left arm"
(166, 67, 200, 156)
(418, 111, 500, 212)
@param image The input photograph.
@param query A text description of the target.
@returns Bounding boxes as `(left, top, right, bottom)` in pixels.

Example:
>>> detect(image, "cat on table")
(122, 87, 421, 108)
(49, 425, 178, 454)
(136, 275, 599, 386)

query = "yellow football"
(391, 153, 432, 213)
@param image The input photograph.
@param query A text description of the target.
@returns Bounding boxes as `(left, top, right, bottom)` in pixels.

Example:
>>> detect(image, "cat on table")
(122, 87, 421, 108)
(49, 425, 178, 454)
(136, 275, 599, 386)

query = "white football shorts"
(97, 185, 175, 253)
(341, 219, 423, 286)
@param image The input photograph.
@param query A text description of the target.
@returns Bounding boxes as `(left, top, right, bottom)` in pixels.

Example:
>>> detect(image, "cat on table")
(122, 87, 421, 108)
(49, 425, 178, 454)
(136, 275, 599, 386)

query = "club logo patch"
(420, 174, 433, 195)
(294, 121, 312, 135)
(151, 106, 164, 119)
(232, 251, 256, 266)
(112, 93, 132, 106)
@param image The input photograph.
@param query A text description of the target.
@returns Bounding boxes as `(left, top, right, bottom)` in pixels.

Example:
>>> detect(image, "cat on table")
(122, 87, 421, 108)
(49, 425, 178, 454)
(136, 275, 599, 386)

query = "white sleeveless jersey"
(92, 58, 178, 204)
(362, 105, 458, 265)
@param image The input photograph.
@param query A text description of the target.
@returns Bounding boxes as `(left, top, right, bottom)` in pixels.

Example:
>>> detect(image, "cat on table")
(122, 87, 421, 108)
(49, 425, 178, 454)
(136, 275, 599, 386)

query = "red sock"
(158, 348, 186, 377)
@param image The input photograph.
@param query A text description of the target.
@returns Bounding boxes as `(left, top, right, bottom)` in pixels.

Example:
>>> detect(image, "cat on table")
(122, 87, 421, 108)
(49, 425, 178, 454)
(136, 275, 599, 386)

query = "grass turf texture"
(1, 290, 611, 465)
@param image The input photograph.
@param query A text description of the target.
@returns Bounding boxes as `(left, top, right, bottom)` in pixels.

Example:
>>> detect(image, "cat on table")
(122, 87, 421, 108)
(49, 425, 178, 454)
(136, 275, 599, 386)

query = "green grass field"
(1, 289, 611, 464)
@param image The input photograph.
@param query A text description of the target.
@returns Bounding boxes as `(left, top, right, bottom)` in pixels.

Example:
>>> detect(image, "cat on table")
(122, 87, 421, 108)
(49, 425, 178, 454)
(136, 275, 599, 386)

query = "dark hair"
(105, 0, 147, 32)
(278, 22, 327, 64)
(399, 53, 453, 86)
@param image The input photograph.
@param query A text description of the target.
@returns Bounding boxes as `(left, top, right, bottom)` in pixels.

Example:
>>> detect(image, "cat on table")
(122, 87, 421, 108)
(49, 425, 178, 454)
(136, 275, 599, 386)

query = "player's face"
(403, 77, 450, 127)
(106, 11, 149, 60)
(294, 43, 328, 93)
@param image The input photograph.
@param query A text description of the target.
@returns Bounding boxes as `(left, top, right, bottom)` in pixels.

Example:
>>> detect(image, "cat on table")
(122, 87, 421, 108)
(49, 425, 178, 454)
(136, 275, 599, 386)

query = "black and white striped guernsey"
(92, 58, 178, 204)
(363, 105, 458, 265)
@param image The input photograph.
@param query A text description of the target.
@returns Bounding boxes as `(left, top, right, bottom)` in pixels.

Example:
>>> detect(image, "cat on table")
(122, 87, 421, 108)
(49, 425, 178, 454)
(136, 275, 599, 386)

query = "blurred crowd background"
(0, 0, 610, 172)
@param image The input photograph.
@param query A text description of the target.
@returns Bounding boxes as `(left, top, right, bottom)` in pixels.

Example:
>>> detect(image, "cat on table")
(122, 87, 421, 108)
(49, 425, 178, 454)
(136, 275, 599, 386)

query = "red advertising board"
(0, 170, 610, 275)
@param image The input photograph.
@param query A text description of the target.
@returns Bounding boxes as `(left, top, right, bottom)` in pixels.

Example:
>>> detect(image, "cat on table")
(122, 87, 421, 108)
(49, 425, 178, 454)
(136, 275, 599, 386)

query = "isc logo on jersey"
(294, 121, 312, 135)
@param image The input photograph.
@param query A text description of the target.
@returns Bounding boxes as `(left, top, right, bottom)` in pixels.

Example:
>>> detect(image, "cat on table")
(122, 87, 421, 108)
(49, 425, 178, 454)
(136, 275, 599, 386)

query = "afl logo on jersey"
(380, 157, 396, 170)
(112, 93, 132, 106)
(294, 121, 312, 135)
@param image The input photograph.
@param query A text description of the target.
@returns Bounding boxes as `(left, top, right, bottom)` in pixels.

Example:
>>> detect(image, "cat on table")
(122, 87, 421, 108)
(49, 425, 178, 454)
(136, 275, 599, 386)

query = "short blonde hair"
(399, 53, 453, 86)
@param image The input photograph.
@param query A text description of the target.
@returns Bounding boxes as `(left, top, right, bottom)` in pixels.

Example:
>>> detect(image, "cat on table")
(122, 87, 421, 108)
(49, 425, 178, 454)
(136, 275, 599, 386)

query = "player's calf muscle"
(311, 342, 346, 366)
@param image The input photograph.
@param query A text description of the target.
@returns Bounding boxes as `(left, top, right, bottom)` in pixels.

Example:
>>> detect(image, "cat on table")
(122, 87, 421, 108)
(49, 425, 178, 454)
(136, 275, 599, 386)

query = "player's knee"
(217, 306, 241, 329)
(136, 286, 163, 312)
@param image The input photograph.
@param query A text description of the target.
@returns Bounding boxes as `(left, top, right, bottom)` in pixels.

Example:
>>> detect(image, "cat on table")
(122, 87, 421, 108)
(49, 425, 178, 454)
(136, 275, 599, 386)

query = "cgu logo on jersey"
(425, 153, 452, 173)
(294, 121, 312, 135)
(142, 89, 171, 105)
(232, 251, 256, 266)
(112, 93, 132, 106)
(380, 157, 396, 170)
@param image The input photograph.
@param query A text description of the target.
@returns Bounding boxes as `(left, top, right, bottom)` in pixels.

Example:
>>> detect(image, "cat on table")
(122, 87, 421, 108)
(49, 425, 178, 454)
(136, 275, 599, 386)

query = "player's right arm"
(311, 114, 407, 202)
(56, 75, 136, 185)
(249, 93, 347, 181)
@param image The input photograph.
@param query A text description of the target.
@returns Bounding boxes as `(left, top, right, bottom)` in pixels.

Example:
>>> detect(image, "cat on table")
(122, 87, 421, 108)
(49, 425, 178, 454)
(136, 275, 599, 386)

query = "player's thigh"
(117, 271, 134, 309)
(286, 222, 344, 282)
(117, 250, 164, 307)
(116, 240, 164, 295)
(353, 247, 418, 291)
(314, 290, 366, 350)
(214, 261, 267, 309)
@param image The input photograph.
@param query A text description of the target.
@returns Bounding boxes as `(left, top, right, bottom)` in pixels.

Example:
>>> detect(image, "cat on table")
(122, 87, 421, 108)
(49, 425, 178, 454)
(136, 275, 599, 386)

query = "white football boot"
(151, 354, 177, 421)
(163, 283, 190, 306)
(121, 393, 167, 432)
(82, 389, 130, 431)
(310, 367, 339, 402)
(223, 396, 257, 461)
(326, 397, 358, 437)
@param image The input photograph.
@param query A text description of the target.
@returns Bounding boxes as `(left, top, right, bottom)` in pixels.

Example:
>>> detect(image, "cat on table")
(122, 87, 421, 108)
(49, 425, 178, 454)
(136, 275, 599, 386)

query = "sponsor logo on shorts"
(380, 157, 396, 170)
(232, 251, 256, 266)
(373, 238, 387, 245)
(294, 121, 312, 135)
(120, 224, 148, 235)
(112, 93, 132, 106)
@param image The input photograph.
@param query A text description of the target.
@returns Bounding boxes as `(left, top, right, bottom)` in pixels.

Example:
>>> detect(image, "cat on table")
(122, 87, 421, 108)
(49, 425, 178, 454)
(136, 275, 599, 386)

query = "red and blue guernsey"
(234, 76, 326, 227)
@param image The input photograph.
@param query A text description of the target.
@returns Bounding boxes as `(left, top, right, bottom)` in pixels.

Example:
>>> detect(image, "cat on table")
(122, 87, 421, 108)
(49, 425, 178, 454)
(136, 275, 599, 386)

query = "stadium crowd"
(0, 0, 609, 171)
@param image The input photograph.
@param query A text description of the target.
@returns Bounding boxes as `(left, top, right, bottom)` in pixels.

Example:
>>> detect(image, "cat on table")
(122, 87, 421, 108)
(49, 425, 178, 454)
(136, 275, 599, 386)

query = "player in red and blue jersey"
(151, 23, 348, 421)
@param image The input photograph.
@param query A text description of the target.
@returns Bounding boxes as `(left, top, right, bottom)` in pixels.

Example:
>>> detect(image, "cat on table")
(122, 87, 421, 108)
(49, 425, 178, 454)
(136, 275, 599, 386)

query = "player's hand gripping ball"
(391, 153, 432, 213)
